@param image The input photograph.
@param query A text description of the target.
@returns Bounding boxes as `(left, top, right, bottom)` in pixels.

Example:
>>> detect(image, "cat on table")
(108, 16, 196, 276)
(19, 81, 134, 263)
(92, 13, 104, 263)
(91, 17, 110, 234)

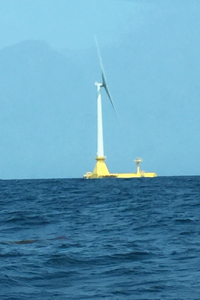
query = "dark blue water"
(0, 177, 200, 300)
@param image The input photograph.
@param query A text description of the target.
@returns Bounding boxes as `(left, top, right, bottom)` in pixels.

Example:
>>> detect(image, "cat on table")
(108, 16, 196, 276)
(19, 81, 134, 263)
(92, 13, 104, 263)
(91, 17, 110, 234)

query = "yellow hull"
(84, 157, 157, 179)
(110, 172, 157, 178)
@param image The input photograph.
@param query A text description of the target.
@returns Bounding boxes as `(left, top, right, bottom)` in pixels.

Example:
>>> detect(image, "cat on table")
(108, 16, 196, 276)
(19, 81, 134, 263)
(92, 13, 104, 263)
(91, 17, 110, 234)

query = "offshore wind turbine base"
(84, 157, 157, 179)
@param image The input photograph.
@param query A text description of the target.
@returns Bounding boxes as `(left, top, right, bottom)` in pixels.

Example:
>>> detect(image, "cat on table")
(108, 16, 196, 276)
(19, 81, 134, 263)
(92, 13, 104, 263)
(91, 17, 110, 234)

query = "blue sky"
(0, 0, 154, 50)
(0, 0, 200, 179)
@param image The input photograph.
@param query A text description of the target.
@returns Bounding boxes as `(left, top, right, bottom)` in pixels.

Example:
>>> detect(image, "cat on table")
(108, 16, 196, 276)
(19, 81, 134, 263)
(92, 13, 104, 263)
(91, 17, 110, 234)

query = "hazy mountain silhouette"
(0, 40, 95, 178)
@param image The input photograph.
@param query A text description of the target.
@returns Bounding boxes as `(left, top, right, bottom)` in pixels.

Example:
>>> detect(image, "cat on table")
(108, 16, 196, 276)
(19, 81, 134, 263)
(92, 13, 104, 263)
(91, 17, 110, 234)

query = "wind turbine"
(83, 36, 120, 178)
(94, 35, 118, 159)
(83, 37, 157, 179)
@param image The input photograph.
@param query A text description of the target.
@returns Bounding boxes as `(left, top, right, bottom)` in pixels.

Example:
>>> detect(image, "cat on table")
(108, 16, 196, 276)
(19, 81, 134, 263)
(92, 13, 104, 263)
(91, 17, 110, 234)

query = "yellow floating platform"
(84, 157, 157, 179)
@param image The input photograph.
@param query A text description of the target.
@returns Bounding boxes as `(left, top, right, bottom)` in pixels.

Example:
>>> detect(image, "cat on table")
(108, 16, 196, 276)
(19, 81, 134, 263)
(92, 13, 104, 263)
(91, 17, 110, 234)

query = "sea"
(0, 176, 200, 300)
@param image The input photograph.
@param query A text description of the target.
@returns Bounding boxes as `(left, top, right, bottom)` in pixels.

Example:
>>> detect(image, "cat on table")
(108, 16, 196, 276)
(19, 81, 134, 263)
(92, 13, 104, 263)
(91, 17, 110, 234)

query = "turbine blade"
(101, 71, 107, 87)
(94, 34, 107, 83)
(104, 84, 114, 108)
(103, 84, 120, 123)
(94, 34, 120, 123)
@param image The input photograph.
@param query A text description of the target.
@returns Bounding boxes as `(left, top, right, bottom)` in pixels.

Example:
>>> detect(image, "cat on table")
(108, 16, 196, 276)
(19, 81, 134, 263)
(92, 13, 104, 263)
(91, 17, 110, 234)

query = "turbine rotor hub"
(95, 82, 103, 87)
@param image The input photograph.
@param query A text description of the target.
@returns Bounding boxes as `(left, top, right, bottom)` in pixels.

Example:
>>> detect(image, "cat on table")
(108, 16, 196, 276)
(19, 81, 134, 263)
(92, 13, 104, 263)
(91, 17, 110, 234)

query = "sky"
(0, 0, 155, 50)
(0, 0, 200, 179)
